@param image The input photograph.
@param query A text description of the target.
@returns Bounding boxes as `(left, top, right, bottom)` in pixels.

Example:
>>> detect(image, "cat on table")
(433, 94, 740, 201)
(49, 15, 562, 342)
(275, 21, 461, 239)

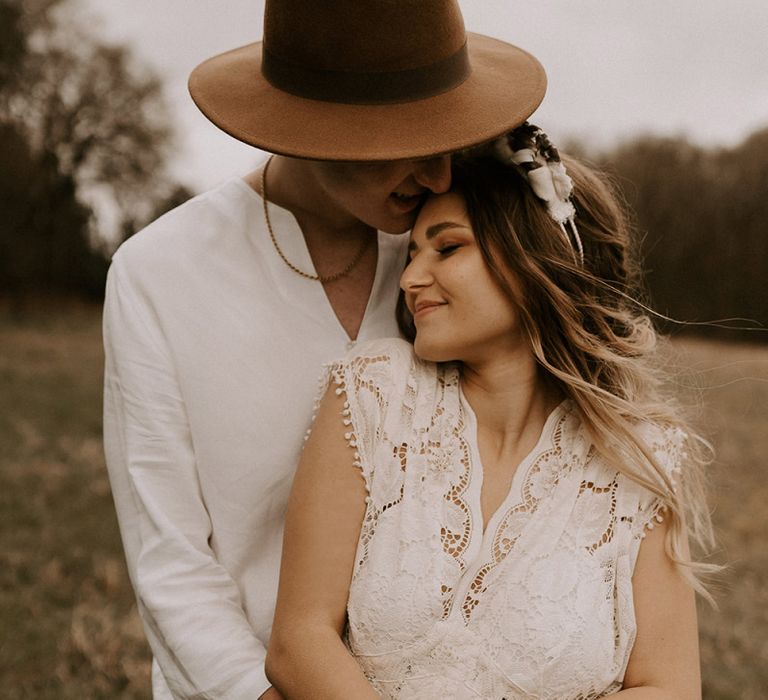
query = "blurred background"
(0, 0, 766, 697)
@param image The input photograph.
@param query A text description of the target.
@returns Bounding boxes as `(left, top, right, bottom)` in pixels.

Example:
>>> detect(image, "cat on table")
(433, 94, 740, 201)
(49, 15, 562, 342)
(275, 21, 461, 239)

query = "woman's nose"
(400, 255, 430, 293)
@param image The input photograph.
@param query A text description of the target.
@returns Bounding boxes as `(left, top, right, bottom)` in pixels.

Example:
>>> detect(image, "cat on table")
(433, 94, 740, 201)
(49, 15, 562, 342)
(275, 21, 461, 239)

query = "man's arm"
(103, 257, 273, 699)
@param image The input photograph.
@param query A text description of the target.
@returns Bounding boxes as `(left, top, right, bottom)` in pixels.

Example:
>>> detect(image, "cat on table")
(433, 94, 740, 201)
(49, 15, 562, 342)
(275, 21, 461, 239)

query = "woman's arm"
(266, 383, 379, 699)
(614, 517, 701, 699)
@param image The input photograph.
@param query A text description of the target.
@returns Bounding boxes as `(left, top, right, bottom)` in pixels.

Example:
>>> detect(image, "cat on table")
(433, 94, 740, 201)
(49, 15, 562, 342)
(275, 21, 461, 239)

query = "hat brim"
(188, 33, 546, 162)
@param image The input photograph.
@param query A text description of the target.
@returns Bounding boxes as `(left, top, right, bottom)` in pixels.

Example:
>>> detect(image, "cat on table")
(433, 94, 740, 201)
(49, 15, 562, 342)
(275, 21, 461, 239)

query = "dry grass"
(0, 307, 151, 699)
(668, 337, 768, 698)
(0, 308, 765, 698)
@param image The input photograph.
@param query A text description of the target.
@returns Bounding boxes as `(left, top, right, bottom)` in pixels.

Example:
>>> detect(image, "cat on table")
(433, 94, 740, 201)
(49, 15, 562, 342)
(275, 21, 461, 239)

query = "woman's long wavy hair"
(397, 152, 717, 599)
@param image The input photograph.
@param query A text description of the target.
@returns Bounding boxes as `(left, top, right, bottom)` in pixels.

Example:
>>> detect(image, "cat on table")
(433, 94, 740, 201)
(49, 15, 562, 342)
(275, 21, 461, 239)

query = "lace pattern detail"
(432, 369, 474, 605)
(458, 406, 592, 623)
(628, 424, 685, 544)
(320, 338, 685, 699)
(321, 350, 409, 570)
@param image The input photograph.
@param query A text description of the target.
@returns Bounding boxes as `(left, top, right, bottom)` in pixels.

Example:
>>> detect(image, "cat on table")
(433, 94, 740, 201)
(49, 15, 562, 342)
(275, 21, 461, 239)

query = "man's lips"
(388, 191, 424, 214)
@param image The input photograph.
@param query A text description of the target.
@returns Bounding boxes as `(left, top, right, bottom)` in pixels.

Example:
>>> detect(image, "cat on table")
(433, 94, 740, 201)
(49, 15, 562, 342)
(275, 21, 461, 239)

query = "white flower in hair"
(550, 161, 574, 201)
(527, 164, 558, 203)
(490, 122, 583, 265)
(531, 162, 575, 224)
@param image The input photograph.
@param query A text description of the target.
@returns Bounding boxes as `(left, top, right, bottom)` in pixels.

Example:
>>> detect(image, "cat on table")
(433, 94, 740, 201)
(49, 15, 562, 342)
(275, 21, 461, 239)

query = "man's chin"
(379, 214, 418, 235)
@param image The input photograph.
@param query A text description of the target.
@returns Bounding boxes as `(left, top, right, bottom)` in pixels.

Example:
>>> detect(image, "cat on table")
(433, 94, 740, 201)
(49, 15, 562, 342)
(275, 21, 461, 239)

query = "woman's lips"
(413, 301, 446, 320)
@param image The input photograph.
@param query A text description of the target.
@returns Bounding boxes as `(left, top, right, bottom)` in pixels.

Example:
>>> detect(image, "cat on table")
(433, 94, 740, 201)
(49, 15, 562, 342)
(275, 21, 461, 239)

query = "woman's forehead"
(413, 192, 468, 232)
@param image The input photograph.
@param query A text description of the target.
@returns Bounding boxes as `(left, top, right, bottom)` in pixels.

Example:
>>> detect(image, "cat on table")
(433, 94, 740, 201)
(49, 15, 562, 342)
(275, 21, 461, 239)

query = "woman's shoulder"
(323, 339, 438, 478)
(342, 337, 417, 364)
(572, 411, 687, 483)
(634, 421, 687, 475)
(330, 337, 437, 387)
(324, 338, 446, 434)
(576, 417, 688, 543)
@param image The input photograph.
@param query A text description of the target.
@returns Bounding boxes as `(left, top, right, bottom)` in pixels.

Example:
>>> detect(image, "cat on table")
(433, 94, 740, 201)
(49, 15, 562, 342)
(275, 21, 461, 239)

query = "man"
(103, 1, 546, 698)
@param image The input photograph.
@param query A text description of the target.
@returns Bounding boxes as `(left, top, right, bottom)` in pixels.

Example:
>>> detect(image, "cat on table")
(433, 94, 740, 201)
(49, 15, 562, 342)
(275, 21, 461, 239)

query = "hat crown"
(264, 0, 467, 74)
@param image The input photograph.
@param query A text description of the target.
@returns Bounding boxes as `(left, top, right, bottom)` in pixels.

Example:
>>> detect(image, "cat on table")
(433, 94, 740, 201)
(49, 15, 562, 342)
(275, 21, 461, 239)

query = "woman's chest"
(346, 408, 639, 696)
(348, 478, 633, 639)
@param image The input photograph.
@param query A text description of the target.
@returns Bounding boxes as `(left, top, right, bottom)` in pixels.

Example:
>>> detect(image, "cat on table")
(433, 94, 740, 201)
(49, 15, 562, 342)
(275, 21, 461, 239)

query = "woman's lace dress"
(322, 338, 683, 700)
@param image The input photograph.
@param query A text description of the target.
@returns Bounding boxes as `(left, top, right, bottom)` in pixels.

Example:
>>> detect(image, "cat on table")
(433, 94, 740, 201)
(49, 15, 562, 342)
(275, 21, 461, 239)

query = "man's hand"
(258, 686, 285, 700)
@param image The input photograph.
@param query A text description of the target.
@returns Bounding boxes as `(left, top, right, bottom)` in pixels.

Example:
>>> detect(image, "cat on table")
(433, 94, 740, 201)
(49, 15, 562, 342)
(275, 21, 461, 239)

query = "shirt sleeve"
(102, 255, 271, 700)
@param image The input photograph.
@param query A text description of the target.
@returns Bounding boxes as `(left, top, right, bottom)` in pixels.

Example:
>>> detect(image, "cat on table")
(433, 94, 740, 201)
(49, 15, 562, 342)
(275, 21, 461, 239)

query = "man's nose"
(414, 156, 451, 194)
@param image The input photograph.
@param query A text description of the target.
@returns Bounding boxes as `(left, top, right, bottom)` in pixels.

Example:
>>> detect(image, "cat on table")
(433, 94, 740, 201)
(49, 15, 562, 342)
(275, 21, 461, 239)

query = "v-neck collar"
(444, 390, 571, 624)
(458, 389, 569, 541)
(235, 177, 402, 344)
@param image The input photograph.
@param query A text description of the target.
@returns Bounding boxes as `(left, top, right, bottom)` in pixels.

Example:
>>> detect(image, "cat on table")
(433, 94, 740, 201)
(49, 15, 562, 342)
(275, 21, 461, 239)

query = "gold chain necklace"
(260, 156, 371, 283)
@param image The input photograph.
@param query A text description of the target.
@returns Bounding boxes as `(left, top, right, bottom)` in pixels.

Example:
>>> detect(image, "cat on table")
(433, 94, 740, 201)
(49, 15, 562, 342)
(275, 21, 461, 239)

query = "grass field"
(0, 307, 766, 698)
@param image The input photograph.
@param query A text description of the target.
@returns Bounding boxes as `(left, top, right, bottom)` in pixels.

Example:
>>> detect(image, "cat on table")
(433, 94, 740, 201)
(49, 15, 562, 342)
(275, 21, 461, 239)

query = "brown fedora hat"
(189, 0, 546, 161)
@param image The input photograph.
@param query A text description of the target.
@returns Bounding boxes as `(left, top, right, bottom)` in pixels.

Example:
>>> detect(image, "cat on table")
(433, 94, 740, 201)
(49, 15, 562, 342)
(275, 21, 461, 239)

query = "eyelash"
(437, 244, 460, 256)
(406, 243, 461, 263)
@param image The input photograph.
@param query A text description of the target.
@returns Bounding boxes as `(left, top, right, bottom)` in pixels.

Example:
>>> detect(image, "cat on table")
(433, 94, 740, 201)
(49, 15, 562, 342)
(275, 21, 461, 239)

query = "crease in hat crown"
(188, 0, 548, 161)
(265, 0, 466, 72)
(261, 0, 471, 104)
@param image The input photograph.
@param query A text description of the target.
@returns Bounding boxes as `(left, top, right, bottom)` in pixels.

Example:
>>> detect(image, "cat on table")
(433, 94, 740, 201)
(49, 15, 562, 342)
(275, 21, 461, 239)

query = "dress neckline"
(458, 388, 569, 539)
(445, 388, 571, 623)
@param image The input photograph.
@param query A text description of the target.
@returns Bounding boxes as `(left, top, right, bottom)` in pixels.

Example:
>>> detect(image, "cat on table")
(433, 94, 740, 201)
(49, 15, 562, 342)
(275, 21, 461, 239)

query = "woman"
(265, 124, 714, 699)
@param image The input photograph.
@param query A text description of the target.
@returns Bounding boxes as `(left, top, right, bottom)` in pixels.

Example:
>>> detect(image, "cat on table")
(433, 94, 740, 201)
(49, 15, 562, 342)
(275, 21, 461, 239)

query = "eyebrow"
(408, 221, 470, 252)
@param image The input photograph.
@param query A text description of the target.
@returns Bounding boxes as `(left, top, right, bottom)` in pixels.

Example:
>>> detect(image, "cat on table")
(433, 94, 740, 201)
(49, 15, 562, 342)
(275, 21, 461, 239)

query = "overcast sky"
(74, 0, 768, 192)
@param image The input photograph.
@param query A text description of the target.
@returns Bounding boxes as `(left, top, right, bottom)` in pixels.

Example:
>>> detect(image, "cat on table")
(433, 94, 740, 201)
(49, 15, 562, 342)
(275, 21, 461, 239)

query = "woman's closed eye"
(437, 243, 461, 256)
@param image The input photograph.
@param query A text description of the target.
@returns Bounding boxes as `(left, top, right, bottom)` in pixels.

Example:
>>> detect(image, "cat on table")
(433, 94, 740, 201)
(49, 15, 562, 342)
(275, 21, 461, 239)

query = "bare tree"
(603, 132, 768, 339)
(1, 0, 186, 301)
(1, 0, 178, 245)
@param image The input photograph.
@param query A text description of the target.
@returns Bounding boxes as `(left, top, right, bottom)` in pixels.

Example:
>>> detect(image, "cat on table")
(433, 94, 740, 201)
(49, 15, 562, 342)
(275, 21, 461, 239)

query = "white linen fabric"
(103, 178, 408, 699)
(325, 338, 683, 700)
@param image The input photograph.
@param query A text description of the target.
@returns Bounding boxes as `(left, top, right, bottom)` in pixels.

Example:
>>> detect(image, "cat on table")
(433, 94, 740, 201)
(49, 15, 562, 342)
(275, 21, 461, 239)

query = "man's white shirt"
(103, 177, 408, 699)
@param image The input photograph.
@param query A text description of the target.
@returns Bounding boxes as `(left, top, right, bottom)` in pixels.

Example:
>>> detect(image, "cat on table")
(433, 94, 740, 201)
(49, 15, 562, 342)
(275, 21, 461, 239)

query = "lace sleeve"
(629, 424, 686, 542)
(316, 338, 417, 497)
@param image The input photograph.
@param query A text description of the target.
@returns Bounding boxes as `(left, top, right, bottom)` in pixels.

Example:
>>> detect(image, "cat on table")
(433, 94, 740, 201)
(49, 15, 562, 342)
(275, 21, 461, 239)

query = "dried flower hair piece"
(493, 122, 584, 265)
